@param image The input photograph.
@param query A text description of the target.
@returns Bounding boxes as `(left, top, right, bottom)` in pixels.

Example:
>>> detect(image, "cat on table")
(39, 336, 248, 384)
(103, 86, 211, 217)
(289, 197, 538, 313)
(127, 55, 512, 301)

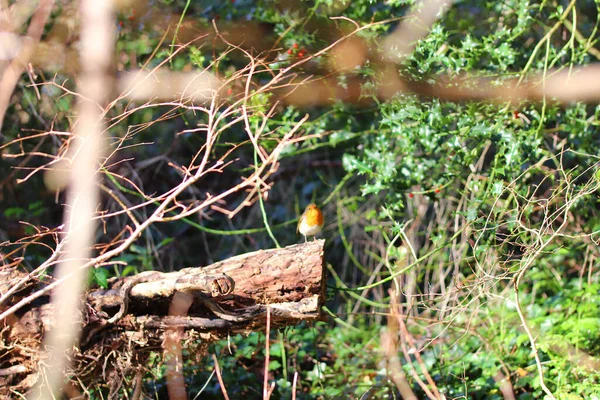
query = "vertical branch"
(263, 306, 274, 399)
(382, 290, 418, 400)
(397, 313, 442, 399)
(165, 292, 194, 400)
(31, 0, 113, 397)
(292, 371, 298, 400)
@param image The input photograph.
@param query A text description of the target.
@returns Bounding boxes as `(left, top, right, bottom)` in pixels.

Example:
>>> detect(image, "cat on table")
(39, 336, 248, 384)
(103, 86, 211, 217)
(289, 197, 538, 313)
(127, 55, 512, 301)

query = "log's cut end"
(203, 239, 326, 307)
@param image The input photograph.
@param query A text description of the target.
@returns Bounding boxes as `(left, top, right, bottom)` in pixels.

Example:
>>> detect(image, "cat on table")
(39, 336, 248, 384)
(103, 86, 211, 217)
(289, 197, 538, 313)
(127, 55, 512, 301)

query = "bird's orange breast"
(305, 208, 324, 227)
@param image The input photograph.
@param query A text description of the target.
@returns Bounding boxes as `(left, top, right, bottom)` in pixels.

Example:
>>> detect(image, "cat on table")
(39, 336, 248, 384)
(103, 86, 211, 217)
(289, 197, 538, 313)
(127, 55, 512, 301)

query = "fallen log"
(1, 239, 326, 396)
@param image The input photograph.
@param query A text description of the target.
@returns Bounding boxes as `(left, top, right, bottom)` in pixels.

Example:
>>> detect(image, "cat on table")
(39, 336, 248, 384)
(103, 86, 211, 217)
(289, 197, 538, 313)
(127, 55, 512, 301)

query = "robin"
(297, 203, 324, 242)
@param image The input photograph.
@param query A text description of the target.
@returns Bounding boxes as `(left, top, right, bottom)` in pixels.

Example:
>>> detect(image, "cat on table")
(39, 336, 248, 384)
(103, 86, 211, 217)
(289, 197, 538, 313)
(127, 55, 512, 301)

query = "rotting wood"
(1, 240, 326, 395)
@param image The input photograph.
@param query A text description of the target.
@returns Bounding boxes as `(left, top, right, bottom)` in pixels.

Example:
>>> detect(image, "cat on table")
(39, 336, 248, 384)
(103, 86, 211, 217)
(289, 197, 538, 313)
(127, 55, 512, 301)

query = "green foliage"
(147, 322, 396, 399)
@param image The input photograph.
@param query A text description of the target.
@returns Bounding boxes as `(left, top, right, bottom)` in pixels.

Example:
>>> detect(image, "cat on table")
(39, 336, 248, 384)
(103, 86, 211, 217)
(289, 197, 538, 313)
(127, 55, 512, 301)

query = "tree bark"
(1, 239, 326, 395)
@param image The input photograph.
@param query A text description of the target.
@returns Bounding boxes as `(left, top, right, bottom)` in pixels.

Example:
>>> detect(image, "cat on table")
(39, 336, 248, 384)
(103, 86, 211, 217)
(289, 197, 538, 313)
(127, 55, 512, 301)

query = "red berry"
(408, 193, 414, 198)
(293, 43, 298, 49)
(298, 52, 304, 58)
(287, 49, 293, 55)
(513, 110, 519, 119)
(227, 88, 233, 95)
(435, 188, 441, 193)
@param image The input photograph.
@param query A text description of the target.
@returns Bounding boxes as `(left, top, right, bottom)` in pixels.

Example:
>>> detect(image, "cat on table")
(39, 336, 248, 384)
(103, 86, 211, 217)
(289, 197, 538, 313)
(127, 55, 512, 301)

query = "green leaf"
(267, 360, 281, 371)
(94, 268, 109, 288)
(4, 207, 24, 219)
(342, 153, 371, 175)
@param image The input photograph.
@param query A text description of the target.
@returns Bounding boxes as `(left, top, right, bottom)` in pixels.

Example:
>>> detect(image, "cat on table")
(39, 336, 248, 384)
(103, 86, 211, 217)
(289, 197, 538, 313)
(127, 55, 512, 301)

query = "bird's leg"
(304, 235, 307, 243)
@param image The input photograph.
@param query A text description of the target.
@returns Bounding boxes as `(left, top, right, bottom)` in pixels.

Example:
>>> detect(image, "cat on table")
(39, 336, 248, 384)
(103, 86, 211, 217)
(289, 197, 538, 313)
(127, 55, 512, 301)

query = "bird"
(297, 203, 324, 242)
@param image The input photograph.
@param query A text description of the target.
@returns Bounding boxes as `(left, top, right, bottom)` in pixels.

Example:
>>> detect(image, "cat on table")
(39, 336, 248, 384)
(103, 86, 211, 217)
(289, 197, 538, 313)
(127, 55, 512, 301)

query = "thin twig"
(211, 354, 230, 400)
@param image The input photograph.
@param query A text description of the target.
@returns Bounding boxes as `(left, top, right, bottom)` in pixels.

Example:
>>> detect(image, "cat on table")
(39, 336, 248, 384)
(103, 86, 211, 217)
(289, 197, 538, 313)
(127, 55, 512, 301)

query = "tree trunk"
(1, 240, 326, 396)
